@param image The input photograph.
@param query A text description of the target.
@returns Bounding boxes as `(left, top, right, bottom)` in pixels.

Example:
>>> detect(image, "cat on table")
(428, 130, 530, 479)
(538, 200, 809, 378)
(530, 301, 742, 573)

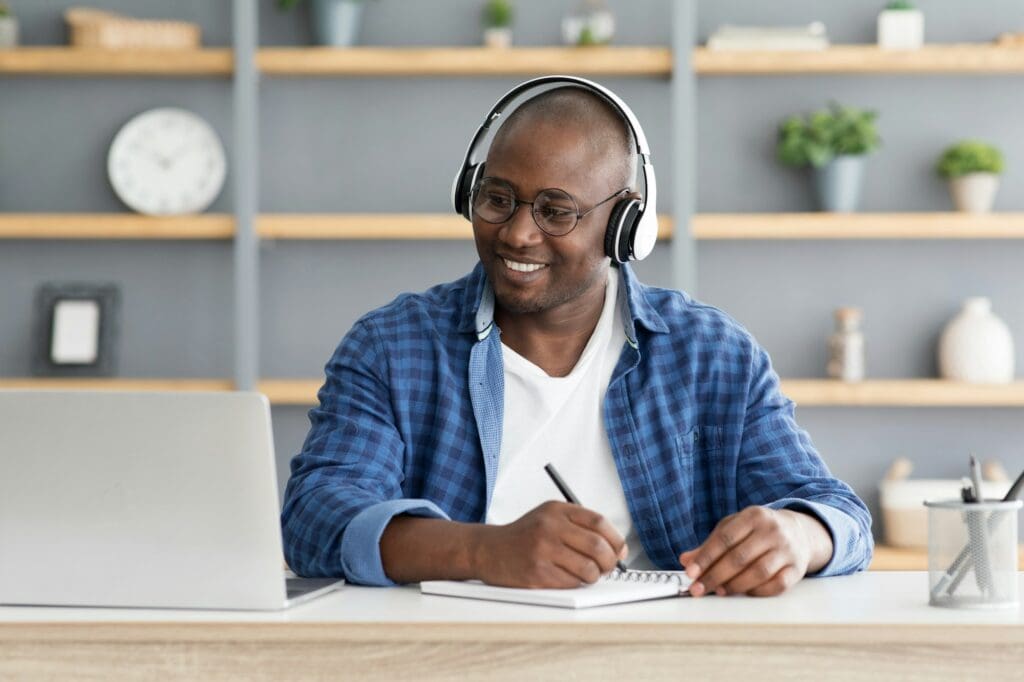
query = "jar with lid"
(827, 307, 865, 382)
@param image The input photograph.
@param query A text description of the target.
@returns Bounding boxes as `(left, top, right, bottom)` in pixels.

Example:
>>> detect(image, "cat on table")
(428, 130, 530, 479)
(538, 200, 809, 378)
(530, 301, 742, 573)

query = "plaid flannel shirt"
(281, 262, 873, 586)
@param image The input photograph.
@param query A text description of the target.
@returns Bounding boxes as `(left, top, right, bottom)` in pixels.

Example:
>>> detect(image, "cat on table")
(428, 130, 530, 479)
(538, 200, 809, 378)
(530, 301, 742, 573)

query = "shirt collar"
(458, 261, 670, 341)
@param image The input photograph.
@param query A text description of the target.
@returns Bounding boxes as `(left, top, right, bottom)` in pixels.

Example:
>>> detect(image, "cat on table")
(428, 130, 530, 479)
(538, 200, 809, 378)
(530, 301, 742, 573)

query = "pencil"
(544, 462, 629, 574)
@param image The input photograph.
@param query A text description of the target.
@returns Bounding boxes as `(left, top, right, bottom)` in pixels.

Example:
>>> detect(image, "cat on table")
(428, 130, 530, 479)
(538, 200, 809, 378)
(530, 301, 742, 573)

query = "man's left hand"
(677, 506, 833, 598)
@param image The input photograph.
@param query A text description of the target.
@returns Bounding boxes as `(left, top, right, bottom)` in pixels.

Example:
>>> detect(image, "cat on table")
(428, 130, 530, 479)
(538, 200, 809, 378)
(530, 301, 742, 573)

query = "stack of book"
(707, 22, 829, 51)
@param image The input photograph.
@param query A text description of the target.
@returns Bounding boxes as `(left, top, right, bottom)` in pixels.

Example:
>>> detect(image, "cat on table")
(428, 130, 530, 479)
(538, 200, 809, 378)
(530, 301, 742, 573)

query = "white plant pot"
(948, 172, 999, 213)
(938, 297, 1015, 384)
(0, 16, 18, 48)
(877, 9, 924, 50)
(482, 27, 512, 49)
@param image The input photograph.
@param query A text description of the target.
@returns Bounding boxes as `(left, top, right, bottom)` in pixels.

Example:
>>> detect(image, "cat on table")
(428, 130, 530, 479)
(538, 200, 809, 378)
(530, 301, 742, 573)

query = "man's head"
(471, 86, 638, 318)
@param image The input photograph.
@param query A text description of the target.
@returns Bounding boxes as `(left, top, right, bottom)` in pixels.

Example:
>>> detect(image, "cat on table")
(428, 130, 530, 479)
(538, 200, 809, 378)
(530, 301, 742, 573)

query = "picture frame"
(33, 282, 121, 377)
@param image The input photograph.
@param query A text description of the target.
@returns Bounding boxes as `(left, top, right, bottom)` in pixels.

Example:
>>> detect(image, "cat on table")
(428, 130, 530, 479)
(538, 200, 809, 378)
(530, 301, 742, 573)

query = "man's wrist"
(784, 509, 834, 574)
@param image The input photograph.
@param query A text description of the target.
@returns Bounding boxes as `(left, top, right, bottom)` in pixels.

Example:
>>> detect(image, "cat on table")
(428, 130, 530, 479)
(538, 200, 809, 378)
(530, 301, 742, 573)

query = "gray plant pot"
(312, 0, 364, 47)
(0, 16, 19, 48)
(813, 154, 866, 213)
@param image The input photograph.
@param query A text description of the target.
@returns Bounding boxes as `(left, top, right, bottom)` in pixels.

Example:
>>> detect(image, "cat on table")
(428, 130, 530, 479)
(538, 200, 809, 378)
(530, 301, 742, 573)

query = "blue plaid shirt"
(282, 262, 873, 586)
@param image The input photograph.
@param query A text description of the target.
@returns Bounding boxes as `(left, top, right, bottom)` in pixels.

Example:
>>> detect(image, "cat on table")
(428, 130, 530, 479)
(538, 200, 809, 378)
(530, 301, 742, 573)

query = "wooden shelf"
(782, 380, 1024, 407)
(0, 214, 234, 240)
(871, 544, 1024, 570)
(0, 378, 234, 392)
(258, 213, 675, 240)
(257, 46, 672, 76)
(695, 44, 1024, 75)
(693, 212, 1024, 240)
(0, 47, 232, 76)
(258, 379, 322, 405)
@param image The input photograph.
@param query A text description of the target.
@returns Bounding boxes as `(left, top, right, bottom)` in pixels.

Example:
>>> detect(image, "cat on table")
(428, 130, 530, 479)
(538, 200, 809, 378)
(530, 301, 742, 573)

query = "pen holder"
(925, 498, 1022, 609)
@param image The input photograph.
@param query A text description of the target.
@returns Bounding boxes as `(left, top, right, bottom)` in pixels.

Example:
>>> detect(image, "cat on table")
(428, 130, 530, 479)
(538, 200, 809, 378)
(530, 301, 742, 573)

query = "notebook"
(420, 569, 692, 609)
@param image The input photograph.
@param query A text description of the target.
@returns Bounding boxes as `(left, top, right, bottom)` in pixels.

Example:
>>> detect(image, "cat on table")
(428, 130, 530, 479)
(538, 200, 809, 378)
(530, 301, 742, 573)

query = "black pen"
(544, 462, 629, 573)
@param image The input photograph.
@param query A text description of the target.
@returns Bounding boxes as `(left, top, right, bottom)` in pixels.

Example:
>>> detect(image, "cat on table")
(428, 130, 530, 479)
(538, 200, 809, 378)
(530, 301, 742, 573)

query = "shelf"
(782, 380, 1024, 407)
(693, 213, 1024, 240)
(257, 46, 672, 76)
(258, 214, 675, 240)
(0, 378, 234, 392)
(870, 544, 1024, 570)
(0, 47, 233, 76)
(694, 44, 1024, 75)
(0, 214, 234, 240)
(258, 379, 322, 405)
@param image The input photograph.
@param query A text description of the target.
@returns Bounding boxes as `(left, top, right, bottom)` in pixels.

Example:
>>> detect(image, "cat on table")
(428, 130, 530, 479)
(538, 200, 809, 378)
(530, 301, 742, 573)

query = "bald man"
(281, 86, 873, 597)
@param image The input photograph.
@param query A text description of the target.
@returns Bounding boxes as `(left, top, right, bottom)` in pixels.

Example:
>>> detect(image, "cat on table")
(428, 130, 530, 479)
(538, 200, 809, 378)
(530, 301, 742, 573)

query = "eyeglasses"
(471, 177, 629, 237)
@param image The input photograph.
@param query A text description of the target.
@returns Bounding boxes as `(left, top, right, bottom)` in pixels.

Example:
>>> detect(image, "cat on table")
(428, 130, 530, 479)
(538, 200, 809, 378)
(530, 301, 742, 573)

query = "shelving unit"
(0, 378, 233, 392)
(0, 213, 234, 239)
(693, 212, 1024, 240)
(0, 47, 232, 76)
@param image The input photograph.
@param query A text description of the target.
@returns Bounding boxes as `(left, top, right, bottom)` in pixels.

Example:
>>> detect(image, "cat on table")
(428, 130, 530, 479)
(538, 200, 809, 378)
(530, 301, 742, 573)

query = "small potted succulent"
(877, 0, 924, 50)
(936, 140, 1004, 213)
(482, 0, 513, 48)
(777, 103, 881, 212)
(277, 0, 375, 47)
(562, 0, 615, 46)
(0, 2, 19, 49)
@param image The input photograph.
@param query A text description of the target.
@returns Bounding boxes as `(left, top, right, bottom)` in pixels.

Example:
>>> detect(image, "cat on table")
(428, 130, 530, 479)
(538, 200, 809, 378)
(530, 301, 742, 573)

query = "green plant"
(936, 140, 1004, 178)
(777, 103, 881, 168)
(0, 2, 10, 18)
(482, 0, 513, 29)
(884, 0, 916, 9)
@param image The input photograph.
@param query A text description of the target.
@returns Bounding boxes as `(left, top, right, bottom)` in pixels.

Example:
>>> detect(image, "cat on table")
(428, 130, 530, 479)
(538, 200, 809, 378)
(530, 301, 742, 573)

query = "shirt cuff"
(766, 498, 874, 577)
(340, 498, 450, 586)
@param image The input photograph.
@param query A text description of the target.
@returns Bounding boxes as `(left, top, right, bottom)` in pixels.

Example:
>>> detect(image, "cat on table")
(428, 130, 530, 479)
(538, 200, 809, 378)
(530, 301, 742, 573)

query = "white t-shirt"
(486, 271, 655, 569)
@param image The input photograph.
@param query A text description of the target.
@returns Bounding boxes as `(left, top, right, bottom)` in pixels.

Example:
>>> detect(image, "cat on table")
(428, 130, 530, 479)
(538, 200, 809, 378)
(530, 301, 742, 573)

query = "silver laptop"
(0, 390, 343, 610)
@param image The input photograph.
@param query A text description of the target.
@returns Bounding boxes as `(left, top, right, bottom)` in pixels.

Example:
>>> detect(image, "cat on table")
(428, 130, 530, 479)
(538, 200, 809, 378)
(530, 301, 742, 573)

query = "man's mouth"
(502, 258, 547, 273)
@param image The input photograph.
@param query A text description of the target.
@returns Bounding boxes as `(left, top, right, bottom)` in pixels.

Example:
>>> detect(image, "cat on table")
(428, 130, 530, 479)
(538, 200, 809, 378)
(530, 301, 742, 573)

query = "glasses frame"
(472, 177, 629, 237)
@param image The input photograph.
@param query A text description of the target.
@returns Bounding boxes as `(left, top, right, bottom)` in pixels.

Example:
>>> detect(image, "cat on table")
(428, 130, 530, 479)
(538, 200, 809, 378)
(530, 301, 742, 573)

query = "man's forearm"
(379, 515, 486, 584)
(786, 509, 835, 574)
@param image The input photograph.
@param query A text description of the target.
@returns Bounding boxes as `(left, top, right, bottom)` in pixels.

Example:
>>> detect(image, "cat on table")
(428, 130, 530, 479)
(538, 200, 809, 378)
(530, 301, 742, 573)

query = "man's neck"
(496, 279, 609, 378)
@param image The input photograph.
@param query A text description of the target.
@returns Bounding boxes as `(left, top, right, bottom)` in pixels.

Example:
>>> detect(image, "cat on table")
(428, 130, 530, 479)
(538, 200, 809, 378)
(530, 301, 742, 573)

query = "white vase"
(483, 27, 512, 49)
(877, 9, 924, 50)
(948, 172, 1000, 213)
(0, 15, 18, 48)
(938, 297, 1015, 384)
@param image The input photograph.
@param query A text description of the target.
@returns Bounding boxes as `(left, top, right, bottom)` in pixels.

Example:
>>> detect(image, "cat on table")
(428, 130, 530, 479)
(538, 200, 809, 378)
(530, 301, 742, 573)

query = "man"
(282, 80, 872, 598)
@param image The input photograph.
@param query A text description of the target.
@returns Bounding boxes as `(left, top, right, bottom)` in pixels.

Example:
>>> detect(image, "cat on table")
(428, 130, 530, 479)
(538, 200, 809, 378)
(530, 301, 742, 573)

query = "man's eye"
(540, 206, 574, 220)
(486, 194, 512, 208)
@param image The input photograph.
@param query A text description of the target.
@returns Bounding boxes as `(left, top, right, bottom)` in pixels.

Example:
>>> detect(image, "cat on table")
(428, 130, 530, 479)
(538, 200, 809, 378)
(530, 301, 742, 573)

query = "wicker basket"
(65, 7, 201, 49)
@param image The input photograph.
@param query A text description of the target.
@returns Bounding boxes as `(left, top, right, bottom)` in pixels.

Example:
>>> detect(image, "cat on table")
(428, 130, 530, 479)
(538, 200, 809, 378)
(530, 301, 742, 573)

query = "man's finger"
(748, 565, 801, 597)
(561, 526, 620, 575)
(565, 506, 626, 556)
(693, 532, 773, 595)
(718, 551, 790, 596)
(551, 544, 606, 585)
(681, 513, 754, 582)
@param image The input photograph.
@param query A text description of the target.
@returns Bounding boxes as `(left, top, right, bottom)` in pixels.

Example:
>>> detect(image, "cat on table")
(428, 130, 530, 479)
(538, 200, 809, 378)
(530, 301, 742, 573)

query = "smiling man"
(281, 79, 873, 597)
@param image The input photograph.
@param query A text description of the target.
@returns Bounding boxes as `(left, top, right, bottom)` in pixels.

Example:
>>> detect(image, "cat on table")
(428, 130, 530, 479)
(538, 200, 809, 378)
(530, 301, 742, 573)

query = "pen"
(544, 462, 629, 574)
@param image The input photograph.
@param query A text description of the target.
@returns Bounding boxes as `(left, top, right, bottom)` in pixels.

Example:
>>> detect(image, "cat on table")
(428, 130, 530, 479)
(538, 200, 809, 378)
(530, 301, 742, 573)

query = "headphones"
(451, 75, 658, 263)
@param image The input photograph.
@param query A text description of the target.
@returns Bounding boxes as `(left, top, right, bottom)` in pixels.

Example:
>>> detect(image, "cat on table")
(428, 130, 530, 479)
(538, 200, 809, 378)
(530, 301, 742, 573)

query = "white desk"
(3, 572, 1023, 680)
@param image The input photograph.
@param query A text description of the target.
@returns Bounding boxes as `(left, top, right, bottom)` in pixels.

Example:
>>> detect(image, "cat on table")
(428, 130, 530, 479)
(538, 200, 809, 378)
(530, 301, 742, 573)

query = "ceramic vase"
(813, 155, 866, 212)
(948, 173, 1000, 213)
(0, 15, 18, 48)
(483, 27, 512, 48)
(562, 0, 615, 46)
(877, 9, 924, 50)
(311, 0, 364, 47)
(938, 297, 1015, 383)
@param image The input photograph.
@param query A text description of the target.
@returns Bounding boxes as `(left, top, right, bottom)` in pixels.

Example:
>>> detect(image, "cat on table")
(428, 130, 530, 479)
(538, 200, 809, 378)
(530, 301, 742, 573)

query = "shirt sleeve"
(736, 343, 874, 577)
(280, 318, 450, 586)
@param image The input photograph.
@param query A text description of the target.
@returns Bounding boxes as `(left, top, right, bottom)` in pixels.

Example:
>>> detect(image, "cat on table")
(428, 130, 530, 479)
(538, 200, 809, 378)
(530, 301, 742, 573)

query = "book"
(420, 569, 692, 609)
(707, 23, 830, 51)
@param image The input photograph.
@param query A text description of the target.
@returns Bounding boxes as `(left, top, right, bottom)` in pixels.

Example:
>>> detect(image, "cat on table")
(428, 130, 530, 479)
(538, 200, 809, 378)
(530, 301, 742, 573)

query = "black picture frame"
(33, 283, 121, 377)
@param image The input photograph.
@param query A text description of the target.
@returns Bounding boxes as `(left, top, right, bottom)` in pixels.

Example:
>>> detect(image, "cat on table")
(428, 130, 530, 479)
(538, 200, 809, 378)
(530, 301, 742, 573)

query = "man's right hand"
(470, 501, 627, 588)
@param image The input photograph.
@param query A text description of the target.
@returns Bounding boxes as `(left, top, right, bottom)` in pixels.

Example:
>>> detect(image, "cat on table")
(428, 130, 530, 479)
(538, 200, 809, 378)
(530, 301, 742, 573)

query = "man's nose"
(500, 204, 544, 247)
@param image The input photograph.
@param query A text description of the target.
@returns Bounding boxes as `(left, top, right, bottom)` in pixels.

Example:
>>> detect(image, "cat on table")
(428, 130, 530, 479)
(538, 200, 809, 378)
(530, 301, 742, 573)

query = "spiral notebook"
(420, 569, 692, 609)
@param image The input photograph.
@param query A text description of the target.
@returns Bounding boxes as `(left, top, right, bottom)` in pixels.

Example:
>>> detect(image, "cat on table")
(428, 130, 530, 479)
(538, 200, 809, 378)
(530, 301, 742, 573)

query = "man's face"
(472, 120, 621, 318)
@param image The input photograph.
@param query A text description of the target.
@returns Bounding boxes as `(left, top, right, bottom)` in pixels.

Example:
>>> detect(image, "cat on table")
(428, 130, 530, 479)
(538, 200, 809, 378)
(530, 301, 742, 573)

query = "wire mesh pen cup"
(925, 498, 1022, 609)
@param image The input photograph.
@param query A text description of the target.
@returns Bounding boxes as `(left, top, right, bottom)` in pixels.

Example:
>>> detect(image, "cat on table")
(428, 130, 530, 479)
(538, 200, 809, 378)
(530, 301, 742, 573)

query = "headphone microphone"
(451, 75, 658, 264)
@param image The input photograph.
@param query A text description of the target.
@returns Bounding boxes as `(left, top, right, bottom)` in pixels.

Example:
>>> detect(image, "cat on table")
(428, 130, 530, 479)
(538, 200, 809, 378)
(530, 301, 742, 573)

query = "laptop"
(0, 390, 344, 610)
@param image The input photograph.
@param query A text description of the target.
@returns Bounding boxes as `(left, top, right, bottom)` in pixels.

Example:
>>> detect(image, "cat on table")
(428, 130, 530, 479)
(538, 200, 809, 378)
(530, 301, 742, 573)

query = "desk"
(2, 572, 1023, 681)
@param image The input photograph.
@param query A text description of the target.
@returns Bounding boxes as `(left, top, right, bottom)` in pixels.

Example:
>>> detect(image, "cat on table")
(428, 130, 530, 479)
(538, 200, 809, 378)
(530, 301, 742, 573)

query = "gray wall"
(2, 0, 1023, 540)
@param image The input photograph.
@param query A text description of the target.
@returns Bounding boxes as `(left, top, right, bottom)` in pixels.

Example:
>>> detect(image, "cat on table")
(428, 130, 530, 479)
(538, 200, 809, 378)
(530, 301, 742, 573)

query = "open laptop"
(0, 390, 343, 610)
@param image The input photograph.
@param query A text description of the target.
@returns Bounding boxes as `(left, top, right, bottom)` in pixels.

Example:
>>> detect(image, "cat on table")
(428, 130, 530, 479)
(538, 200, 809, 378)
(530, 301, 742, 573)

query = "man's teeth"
(503, 258, 546, 273)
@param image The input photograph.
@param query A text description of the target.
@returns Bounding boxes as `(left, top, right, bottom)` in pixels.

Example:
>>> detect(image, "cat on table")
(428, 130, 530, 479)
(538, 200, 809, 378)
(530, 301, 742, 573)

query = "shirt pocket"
(674, 424, 726, 493)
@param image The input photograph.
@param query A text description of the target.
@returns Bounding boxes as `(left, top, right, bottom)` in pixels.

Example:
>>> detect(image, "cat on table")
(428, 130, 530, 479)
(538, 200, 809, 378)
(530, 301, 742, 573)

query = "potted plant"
(277, 0, 375, 47)
(562, 0, 615, 46)
(877, 0, 924, 50)
(482, 0, 513, 49)
(0, 2, 18, 49)
(777, 103, 881, 212)
(936, 140, 1004, 213)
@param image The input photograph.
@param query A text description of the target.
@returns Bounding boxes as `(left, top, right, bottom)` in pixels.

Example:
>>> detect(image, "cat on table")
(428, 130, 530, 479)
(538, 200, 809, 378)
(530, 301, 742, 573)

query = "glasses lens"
(473, 179, 515, 223)
(533, 189, 578, 236)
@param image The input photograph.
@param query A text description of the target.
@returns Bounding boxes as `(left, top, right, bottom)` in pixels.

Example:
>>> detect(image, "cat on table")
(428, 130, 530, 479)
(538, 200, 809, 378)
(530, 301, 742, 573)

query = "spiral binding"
(608, 568, 688, 586)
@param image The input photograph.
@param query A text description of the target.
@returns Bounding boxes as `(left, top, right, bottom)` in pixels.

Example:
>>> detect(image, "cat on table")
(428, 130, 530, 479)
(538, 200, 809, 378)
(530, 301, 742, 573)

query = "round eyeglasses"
(471, 177, 628, 237)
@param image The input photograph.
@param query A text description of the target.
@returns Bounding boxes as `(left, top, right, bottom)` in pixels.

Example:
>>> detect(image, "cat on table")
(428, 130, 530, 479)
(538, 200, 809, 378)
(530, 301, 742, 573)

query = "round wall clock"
(107, 107, 227, 216)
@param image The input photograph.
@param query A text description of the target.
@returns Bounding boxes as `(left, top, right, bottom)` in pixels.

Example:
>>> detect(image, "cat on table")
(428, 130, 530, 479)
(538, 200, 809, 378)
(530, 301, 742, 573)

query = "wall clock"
(107, 107, 226, 216)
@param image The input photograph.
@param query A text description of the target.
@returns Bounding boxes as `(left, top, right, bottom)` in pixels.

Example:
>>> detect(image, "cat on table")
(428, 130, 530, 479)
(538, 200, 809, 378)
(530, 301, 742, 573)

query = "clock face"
(107, 107, 227, 216)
